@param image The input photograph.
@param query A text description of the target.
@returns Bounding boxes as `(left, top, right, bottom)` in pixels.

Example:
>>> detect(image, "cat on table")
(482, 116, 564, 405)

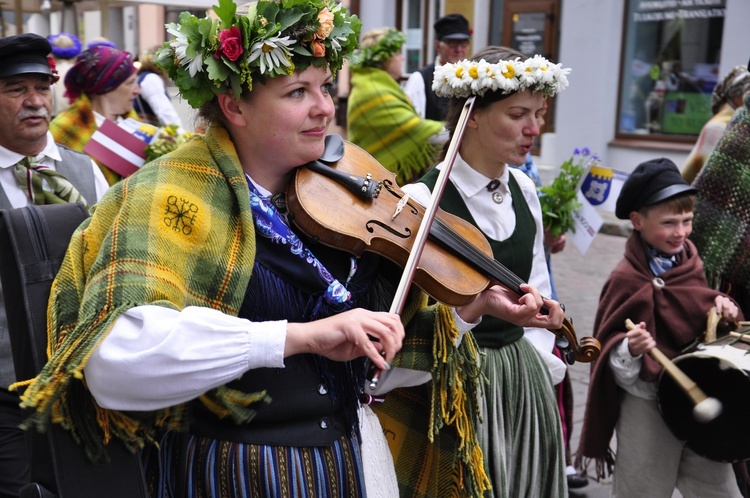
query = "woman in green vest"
(375, 46, 573, 497)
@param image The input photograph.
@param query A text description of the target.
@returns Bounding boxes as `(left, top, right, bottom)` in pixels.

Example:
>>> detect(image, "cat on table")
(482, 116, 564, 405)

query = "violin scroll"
(552, 317, 601, 364)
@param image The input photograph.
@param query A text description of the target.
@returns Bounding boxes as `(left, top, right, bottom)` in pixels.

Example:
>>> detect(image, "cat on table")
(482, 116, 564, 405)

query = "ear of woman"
(218, 93, 247, 127)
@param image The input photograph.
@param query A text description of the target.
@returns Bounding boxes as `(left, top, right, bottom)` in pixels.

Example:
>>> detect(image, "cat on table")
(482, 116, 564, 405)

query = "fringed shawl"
(347, 66, 444, 185)
(50, 93, 140, 186)
(692, 93, 750, 294)
(576, 232, 739, 478)
(18, 125, 268, 461)
(373, 304, 491, 498)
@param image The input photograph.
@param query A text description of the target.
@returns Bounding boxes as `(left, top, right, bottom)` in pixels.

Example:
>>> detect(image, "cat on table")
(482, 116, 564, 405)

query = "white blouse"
(401, 153, 567, 384)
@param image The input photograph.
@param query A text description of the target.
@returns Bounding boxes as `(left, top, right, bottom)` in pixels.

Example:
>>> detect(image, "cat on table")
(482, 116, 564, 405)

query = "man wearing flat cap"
(404, 13, 471, 120)
(0, 33, 108, 497)
(577, 157, 744, 498)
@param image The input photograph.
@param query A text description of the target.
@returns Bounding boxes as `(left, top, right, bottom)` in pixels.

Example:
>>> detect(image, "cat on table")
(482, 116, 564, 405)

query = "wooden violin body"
(286, 139, 600, 363)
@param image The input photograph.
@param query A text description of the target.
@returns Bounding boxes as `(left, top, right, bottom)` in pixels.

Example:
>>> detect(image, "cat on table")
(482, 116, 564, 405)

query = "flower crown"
(352, 28, 406, 68)
(433, 55, 571, 99)
(156, 0, 362, 108)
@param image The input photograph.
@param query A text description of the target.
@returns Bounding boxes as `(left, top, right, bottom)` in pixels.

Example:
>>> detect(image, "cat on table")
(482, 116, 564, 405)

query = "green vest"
(419, 168, 536, 348)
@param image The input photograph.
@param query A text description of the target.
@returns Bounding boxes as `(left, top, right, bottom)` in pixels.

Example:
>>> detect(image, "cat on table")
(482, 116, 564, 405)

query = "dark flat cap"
(434, 14, 471, 41)
(0, 33, 53, 79)
(615, 157, 697, 219)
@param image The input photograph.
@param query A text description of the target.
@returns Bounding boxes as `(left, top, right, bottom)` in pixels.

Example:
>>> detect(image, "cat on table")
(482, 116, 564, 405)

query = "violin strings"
(431, 217, 526, 291)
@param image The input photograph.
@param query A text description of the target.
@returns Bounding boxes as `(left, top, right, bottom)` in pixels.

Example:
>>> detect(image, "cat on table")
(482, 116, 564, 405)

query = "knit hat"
(48, 33, 82, 60)
(0, 33, 55, 79)
(64, 45, 136, 102)
(434, 14, 471, 41)
(615, 158, 697, 219)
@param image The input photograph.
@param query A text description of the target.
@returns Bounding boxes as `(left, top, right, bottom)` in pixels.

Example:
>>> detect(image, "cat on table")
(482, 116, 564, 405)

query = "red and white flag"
(84, 119, 148, 178)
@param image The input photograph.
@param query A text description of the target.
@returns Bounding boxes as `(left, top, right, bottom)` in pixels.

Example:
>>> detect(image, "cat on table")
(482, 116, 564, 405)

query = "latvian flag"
(84, 119, 148, 178)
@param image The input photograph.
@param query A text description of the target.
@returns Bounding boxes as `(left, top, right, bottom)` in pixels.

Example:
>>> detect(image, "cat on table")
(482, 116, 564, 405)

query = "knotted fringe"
(389, 143, 441, 186)
(574, 447, 615, 481)
(429, 303, 491, 496)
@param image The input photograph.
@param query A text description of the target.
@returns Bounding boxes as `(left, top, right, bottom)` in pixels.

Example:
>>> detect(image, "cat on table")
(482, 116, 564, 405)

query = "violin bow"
(369, 97, 476, 390)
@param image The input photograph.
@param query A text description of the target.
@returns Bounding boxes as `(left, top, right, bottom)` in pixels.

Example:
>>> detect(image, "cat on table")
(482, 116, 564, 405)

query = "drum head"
(657, 351, 750, 462)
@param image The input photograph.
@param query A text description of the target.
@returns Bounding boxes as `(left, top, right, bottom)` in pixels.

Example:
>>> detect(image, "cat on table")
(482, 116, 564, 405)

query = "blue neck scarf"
(246, 176, 355, 305)
(647, 247, 678, 276)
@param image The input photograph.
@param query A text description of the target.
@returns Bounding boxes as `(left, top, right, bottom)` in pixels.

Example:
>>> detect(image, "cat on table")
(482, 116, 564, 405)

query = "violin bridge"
(392, 194, 410, 220)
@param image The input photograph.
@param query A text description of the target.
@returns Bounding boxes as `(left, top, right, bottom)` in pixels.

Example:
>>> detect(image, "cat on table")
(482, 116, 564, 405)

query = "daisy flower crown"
(352, 28, 406, 68)
(433, 55, 571, 99)
(156, 0, 362, 108)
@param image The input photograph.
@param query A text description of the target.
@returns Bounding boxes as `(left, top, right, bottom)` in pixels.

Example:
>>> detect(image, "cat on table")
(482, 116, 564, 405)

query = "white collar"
(0, 132, 62, 170)
(437, 153, 509, 198)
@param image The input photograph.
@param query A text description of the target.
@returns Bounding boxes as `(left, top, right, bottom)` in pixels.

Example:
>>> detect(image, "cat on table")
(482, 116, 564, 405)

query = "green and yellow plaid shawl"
(347, 66, 444, 185)
(18, 125, 269, 460)
(50, 93, 140, 186)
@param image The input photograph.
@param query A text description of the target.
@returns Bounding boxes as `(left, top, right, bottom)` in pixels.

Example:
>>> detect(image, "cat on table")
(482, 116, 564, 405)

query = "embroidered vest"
(189, 232, 386, 446)
(419, 168, 536, 348)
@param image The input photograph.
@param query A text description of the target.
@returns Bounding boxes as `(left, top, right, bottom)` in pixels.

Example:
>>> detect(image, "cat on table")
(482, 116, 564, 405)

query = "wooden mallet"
(625, 319, 722, 423)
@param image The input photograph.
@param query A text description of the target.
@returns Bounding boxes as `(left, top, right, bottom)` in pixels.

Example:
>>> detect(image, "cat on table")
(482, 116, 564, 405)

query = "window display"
(617, 0, 725, 138)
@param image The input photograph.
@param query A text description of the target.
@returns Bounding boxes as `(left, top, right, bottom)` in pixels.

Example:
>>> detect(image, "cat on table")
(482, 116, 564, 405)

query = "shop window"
(617, 0, 725, 141)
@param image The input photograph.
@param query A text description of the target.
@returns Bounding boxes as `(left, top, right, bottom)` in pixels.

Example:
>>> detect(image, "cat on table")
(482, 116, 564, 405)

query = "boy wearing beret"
(576, 158, 743, 497)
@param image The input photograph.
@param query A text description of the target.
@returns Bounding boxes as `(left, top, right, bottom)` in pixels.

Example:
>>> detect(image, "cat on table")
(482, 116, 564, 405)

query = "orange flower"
(311, 39, 326, 57)
(316, 8, 335, 39)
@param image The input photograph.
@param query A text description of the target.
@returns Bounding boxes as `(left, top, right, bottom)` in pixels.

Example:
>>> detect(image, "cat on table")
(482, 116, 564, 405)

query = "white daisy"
(167, 28, 189, 64)
(248, 36, 294, 74)
(167, 28, 204, 77)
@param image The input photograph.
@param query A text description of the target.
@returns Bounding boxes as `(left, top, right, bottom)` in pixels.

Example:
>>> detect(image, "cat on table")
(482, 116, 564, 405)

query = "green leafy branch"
(538, 148, 598, 237)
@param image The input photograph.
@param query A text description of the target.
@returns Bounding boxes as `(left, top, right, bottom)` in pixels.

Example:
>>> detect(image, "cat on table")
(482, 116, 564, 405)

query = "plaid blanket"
(347, 66, 444, 185)
(374, 304, 490, 497)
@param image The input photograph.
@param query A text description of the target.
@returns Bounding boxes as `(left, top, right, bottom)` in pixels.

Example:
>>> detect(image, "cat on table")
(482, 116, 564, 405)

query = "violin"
(285, 136, 601, 364)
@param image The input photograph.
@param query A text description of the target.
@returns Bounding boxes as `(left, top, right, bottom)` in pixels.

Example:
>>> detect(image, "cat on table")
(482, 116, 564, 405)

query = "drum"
(657, 335, 750, 462)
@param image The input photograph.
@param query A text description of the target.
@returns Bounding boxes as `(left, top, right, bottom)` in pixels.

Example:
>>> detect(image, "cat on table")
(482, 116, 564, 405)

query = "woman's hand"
(625, 321, 656, 357)
(285, 309, 404, 370)
(544, 230, 567, 254)
(456, 283, 562, 329)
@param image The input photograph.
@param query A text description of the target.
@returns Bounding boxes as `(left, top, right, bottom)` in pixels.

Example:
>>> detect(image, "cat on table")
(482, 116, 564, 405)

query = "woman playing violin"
(375, 46, 573, 497)
(19, 3, 559, 497)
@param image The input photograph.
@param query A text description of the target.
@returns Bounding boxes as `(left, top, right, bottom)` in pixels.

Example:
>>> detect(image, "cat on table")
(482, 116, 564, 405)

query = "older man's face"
(436, 38, 469, 65)
(0, 73, 52, 155)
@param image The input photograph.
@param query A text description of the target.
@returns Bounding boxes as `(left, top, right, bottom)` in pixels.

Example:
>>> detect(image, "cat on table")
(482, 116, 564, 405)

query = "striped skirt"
(477, 337, 567, 498)
(144, 430, 366, 498)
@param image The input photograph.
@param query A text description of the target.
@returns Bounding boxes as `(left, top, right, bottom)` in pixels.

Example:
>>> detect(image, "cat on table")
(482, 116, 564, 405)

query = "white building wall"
(359, 0, 397, 34)
(555, 0, 627, 172)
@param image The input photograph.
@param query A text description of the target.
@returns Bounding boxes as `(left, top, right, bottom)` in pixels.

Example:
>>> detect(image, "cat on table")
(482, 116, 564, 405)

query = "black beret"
(434, 14, 471, 41)
(0, 33, 53, 79)
(615, 157, 697, 219)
